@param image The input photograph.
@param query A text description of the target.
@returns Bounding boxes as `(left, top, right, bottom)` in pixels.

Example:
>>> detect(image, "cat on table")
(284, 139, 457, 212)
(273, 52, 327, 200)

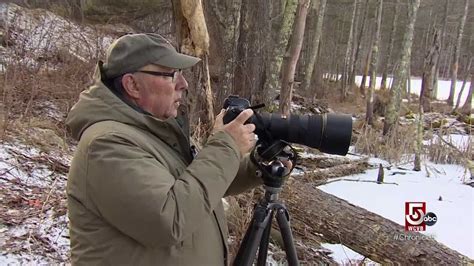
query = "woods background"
(0, 0, 473, 264)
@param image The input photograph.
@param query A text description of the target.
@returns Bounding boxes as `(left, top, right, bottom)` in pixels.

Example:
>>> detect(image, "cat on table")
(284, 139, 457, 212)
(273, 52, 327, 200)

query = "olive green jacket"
(66, 65, 260, 266)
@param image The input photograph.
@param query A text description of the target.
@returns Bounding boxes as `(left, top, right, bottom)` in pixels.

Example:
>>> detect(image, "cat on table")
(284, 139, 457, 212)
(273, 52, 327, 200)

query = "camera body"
(223, 95, 254, 124)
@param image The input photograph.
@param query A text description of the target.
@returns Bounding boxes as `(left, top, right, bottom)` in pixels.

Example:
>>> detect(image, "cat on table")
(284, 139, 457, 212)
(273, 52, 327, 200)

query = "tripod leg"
(256, 210, 274, 266)
(233, 204, 272, 266)
(275, 208, 299, 266)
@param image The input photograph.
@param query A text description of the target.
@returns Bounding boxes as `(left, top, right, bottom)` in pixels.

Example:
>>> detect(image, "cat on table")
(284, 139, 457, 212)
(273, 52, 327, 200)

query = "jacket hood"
(66, 63, 190, 156)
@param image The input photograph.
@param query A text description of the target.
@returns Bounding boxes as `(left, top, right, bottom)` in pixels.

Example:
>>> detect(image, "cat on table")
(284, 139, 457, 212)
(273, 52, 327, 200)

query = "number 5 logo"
(406, 202, 425, 225)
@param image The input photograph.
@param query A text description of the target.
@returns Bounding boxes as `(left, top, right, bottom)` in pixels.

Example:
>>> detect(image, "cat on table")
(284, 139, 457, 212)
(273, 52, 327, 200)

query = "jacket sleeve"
(225, 154, 262, 196)
(85, 130, 240, 248)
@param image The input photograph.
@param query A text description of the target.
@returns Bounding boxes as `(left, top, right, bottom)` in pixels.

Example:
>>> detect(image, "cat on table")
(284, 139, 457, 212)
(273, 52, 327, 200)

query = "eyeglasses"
(135, 70, 182, 83)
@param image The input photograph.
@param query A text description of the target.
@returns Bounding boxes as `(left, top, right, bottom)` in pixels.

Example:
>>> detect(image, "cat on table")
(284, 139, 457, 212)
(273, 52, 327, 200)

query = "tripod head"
(250, 140, 297, 189)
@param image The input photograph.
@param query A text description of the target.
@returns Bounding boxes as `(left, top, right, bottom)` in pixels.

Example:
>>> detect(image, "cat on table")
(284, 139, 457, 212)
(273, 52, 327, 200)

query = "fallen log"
(282, 179, 473, 264)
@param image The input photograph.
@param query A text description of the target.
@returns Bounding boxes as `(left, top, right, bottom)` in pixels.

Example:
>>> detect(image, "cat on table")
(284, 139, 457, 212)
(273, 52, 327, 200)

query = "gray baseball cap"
(102, 33, 201, 78)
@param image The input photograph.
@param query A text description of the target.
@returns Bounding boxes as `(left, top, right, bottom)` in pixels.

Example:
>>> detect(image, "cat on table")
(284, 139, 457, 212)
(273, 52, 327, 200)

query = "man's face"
(129, 64, 188, 120)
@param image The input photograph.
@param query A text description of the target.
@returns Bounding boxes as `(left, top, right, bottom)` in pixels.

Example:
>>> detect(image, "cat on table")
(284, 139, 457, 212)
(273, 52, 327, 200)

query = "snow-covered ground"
(319, 156, 473, 263)
(355, 76, 472, 107)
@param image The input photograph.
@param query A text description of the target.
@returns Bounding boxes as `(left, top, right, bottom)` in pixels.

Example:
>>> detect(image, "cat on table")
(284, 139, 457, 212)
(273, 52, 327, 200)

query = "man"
(66, 33, 262, 265)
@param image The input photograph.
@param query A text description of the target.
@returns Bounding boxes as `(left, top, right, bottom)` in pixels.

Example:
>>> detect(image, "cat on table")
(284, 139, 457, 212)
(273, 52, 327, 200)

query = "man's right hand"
(212, 109, 256, 156)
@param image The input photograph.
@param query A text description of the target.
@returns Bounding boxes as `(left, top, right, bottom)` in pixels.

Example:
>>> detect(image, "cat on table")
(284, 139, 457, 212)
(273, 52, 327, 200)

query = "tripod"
(233, 160, 299, 266)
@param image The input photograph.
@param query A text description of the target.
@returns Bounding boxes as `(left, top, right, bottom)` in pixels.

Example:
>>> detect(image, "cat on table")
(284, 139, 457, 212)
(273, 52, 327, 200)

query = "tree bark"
(283, 179, 474, 264)
(208, 0, 242, 107)
(380, 0, 399, 90)
(433, 0, 449, 98)
(366, 0, 383, 125)
(341, 0, 358, 100)
(420, 29, 440, 112)
(447, 0, 469, 107)
(263, 0, 297, 105)
(454, 57, 472, 111)
(173, 0, 214, 133)
(383, 0, 420, 135)
(460, 74, 473, 114)
(350, 0, 370, 89)
(234, 0, 269, 102)
(359, 25, 373, 97)
(279, 0, 311, 116)
(301, 0, 326, 95)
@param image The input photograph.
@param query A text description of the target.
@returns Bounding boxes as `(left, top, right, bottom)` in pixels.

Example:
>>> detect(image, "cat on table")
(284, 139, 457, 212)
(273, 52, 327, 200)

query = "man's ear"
(121, 74, 140, 99)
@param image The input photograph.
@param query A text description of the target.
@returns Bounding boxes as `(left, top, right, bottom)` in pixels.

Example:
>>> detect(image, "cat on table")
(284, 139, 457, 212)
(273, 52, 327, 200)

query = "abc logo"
(423, 212, 437, 226)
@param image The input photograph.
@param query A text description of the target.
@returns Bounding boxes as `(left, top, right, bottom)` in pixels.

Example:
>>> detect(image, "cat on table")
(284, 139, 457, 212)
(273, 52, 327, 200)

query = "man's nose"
(175, 72, 188, 91)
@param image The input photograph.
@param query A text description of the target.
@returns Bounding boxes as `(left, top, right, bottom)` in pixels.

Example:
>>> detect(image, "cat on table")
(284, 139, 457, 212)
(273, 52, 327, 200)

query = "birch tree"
(383, 0, 420, 135)
(447, 0, 469, 107)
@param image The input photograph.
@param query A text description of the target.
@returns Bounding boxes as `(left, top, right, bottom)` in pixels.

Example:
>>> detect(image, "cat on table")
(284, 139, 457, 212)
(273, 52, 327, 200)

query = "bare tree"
(279, 0, 311, 116)
(420, 29, 440, 112)
(172, 0, 214, 132)
(341, 0, 358, 100)
(301, 0, 327, 95)
(350, 0, 370, 89)
(366, 0, 383, 124)
(380, 0, 400, 90)
(455, 57, 472, 111)
(359, 24, 374, 96)
(263, 0, 297, 105)
(208, 0, 242, 107)
(447, 0, 469, 106)
(383, 0, 420, 135)
(460, 71, 473, 114)
(433, 0, 449, 98)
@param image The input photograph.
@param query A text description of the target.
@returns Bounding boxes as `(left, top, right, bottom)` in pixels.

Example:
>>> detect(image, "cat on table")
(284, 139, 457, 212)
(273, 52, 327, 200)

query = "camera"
(223, 95, 352, 156)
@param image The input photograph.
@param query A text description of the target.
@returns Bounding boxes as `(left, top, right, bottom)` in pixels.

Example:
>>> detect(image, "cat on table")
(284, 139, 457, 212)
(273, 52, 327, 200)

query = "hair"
(112, 75, 125, 97)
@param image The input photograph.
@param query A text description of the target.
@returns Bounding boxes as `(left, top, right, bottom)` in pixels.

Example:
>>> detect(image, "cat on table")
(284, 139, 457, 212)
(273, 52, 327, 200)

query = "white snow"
(355, 76, 472, 107)
(317, 157, 474, 263)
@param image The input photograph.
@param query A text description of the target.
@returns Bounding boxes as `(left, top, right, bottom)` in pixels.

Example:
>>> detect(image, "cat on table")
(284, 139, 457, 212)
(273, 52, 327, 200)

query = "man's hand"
(213, 109, 256, 156)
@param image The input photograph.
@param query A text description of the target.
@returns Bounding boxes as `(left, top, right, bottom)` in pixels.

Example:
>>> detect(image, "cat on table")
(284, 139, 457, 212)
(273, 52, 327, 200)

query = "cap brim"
(155, 52, 201, 69)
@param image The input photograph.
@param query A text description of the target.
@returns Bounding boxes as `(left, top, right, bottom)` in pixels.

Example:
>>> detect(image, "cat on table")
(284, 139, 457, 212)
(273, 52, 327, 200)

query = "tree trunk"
(263, 0, 297, 105)
(380, 0, 399, 90)
(366, 0, 383, 125)
(359, 25, 373, 97)
(460, 73, 473, 114)
(420, 29, 440, 112)
(279, 0, 311, 116)
(413, 107, 423, 171)
(350, 0, 370, 89)
(341, 0, 358, 100)
(234, 0, 270, 102)
(447, 0, 468, 107)
(454, 57, 472, 111)
(208, 0, 242, 107)
(432, 0, 449, 99)
(383, 0, 420, 135)
(301, 0, 326, 95)
(283, 179, 474, 264)
(173, 0, 214, 133)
